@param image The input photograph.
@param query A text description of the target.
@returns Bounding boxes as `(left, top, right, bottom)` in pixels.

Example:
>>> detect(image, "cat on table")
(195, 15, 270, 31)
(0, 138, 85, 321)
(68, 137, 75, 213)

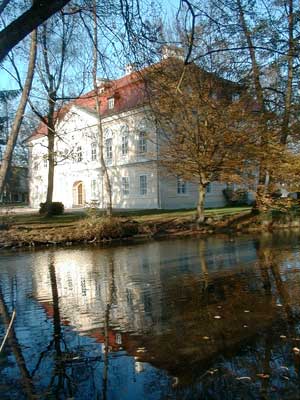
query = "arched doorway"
(73, 181, 85, 207)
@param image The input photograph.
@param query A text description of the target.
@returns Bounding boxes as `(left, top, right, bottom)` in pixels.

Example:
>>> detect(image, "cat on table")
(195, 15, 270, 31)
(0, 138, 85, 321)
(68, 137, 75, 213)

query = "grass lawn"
(0, 206, 251, 228)
(0, 211, 86, 227)
(120, 206, 251, 222)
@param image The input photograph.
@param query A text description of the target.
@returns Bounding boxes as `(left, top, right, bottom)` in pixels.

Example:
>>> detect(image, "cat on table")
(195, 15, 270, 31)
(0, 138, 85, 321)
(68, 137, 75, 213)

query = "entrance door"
(73, 181, 85, 206)
(77, 183, 83, 205)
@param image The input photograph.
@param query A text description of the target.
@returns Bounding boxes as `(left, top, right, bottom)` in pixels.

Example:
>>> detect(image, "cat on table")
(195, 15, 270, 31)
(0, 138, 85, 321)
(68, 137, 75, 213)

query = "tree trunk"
(236, 0, 265, 112)
(46, 100, 56, 204)
(280, 0, 294, 145)
(196, 182, 206, 225)
(92, 0, 112, 216)
(236, 0, 269, 210)
(0, 0, 71, 62)
(0, 28, 37, 197)
(46, 127, 55, 203)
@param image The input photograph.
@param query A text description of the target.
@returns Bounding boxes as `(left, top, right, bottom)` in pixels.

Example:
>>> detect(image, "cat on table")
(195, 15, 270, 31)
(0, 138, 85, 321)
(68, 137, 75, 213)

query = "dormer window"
(108, 97, 114, 110)
(232, 93, 240, 102)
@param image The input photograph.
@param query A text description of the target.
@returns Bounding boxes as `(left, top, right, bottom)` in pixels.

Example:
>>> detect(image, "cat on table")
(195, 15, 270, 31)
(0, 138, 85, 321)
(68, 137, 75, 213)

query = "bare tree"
(175, 0, 300, 211)
(29, 12, 78, 205)
(0, 28, 37, 197)
(92, 0, 112, 215)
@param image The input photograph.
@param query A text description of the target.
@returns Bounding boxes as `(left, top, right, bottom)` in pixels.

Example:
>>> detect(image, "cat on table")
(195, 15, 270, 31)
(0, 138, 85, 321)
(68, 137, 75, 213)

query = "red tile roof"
(27, 70, 147, 142)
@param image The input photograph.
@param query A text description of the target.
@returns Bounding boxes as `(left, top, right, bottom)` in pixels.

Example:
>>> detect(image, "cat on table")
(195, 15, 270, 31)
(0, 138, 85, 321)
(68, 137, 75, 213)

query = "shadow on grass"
(1, 206, 251, 228)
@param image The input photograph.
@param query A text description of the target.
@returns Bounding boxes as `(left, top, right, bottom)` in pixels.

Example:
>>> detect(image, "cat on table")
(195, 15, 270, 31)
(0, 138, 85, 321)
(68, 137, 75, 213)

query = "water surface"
(1, 232, 300, 399)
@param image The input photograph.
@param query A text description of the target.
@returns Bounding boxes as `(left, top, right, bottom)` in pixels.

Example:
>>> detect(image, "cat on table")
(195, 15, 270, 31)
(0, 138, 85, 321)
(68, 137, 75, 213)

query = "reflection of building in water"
(5, 233, 300, 395)
(32, 245, 163, 335)
(32, 237, 258, 341)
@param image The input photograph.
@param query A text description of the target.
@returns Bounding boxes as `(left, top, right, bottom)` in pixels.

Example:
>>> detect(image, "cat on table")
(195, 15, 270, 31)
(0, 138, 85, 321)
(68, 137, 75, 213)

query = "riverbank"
(0, 205, 299, 249)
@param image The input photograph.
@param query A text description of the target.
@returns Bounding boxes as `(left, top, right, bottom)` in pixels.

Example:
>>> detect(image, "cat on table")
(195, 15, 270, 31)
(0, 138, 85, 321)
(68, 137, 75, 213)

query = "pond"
(1, 231, 300, 399)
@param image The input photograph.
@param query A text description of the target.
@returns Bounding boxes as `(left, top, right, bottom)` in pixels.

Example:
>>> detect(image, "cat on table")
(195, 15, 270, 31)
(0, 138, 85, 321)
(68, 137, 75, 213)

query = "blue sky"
(0, 0, 180, 92)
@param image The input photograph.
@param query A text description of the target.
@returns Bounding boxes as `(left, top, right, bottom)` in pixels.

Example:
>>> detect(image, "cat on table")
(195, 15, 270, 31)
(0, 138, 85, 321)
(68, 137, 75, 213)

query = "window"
(76, 146, 82, 162)
(91, 142, 97, 161)
(122, 177, 129, 195)
(126, 288, 133, 305)
(43, 157, 48, 168)
(115, 333, 122, 345)
(177, 178, 186, 194)
(105, 138, 112, 160)
(108, 97, 114, 109)
(122, 135, 128, 156)
(206, 183, 211, 193)
(91, 179, 97, 198)
(121, 127, 129, 156)
(140, 175, 147, 195)
(232, 93, 240, 102)
(138, 131, 147, 153)
(143, 292, 152, 313)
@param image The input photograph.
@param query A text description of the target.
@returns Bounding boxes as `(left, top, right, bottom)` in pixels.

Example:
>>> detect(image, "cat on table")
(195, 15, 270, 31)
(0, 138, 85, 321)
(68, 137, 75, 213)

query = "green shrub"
(39, 202, 64, 216)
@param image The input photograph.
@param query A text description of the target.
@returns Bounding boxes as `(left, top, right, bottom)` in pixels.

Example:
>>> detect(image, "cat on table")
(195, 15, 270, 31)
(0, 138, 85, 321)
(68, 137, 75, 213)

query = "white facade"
(29, 104, 227, 210)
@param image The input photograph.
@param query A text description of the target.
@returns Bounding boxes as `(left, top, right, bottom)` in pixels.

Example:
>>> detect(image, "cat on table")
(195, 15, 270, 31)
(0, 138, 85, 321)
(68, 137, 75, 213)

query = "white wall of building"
(159, 173, 227, 209)
(29, 104, 228, 210)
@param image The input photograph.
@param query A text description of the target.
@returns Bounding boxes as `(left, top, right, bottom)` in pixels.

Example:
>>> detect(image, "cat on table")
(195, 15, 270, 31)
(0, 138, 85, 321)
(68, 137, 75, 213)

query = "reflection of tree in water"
(101, 255, 116, 400)
(3, 234, 300, 399)
(0, 288, 35, 399)
(46, 254, 75, 397)
(30, 253, 102, 398)
(125, 233, 300, 399)
(185, 233, 300, 400)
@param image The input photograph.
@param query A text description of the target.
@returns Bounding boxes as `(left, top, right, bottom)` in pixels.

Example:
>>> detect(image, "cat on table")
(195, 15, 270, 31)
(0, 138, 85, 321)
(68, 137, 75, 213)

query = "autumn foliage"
(145, 59, 258, 222)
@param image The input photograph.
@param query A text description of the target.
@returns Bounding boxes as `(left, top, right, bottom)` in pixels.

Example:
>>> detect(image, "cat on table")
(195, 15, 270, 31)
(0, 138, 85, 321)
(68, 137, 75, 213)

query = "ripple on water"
(1, 232, 300, 399)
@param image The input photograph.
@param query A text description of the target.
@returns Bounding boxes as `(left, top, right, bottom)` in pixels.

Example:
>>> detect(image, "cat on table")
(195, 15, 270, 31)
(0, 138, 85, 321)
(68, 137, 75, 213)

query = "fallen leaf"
(256, 374, 270, 379)
(292, 347, 300, 354)
(214, 315, 221, 319)
(236, 376, 251, 381)
(172, 377, 179, 387)
(208, 369, 217, 375)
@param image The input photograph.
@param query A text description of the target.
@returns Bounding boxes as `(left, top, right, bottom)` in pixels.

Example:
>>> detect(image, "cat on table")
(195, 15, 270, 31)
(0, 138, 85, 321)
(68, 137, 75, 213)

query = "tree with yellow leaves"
(146, 59, 259, 224)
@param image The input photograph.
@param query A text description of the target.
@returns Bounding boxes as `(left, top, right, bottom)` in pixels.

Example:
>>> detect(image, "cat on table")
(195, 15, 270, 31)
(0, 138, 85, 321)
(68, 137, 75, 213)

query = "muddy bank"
(1, 209, 300, 250)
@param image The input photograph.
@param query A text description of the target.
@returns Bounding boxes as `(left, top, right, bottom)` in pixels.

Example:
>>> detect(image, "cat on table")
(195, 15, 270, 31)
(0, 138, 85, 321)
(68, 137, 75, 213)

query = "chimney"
(96, 78, 111, 91)
(161, 45, 184, 60)
(125, 63, 137, 75)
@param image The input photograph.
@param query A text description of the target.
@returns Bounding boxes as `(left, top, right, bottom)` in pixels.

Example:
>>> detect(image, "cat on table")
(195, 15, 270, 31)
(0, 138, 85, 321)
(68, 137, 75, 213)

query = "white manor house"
(28, 59, 228, 210)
